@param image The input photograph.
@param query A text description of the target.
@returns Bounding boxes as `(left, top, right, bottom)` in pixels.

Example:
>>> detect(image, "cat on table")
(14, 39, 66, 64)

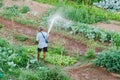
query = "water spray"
(47, 15, 62, 34)
(47, 14, 72, 34)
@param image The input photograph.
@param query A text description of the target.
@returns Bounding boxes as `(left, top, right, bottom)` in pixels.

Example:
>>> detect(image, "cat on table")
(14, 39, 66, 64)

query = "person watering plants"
(36, 27, 49, 62)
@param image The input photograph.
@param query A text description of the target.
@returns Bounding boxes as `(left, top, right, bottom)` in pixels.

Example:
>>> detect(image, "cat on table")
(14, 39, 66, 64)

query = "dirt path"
(67, 64, 120, 80)
(92, 21, 120, 32)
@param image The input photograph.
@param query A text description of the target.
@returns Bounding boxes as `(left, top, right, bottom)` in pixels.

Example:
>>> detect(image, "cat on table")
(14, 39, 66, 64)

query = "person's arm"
(46, 32, 49, 38)
(35, 41, 38, 44)
(35, 33, 39, 44)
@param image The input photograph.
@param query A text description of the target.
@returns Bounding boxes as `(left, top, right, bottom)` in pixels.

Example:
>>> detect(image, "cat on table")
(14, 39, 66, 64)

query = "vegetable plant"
(94, 50, 120, 74)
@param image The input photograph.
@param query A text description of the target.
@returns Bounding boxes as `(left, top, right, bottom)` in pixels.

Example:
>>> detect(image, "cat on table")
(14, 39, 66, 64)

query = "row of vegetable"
(43, 16, 120, 49)
(0, 38, 77, 72)
(0, 38, 73, 79)
(94, 0, 120, 12)
(68, 22, 120, 45)
(25, 46, 77, 66)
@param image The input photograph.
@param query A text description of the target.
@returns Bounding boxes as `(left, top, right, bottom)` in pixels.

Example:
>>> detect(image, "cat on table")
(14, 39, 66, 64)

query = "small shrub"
(86, 49, 96, 58)
(93, 50, 120, 74)
(19, 6, 30, 13)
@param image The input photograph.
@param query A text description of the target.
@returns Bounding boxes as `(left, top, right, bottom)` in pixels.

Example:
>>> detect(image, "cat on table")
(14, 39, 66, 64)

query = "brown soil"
(92, 21, 120, 32)
(67, 63, 120, 80)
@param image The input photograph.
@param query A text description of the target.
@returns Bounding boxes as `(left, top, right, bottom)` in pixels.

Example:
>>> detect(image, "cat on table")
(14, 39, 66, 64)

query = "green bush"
(0, 38, 9, 47)
(14, 33, 29, 41)
(93, 50, 120, 74)
(19, 67, 70, 80)
(20, 6, 30, 13)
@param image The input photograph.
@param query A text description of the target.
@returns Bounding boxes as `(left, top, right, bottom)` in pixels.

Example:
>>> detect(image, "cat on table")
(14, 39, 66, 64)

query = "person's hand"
(35, 41, 38, 45)
(47, 34, 49, 37)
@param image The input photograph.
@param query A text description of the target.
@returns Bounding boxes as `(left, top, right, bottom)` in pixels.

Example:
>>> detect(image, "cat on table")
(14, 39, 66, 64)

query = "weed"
(86, 49, 96, 58)
(20, 6, 30, 13)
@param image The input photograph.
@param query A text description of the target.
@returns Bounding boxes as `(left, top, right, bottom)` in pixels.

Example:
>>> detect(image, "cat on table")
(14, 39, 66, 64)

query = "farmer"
(36, 27, 48, 62)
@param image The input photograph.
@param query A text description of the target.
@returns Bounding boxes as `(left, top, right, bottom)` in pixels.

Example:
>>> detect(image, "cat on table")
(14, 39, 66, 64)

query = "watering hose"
(0, 72, 3, 78)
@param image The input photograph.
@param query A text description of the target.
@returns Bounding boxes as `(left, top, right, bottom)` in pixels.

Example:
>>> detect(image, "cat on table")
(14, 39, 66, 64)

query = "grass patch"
(14, 33, 29, 41)
(0, 23, 4, 29)
(14, 17, 39, 28)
